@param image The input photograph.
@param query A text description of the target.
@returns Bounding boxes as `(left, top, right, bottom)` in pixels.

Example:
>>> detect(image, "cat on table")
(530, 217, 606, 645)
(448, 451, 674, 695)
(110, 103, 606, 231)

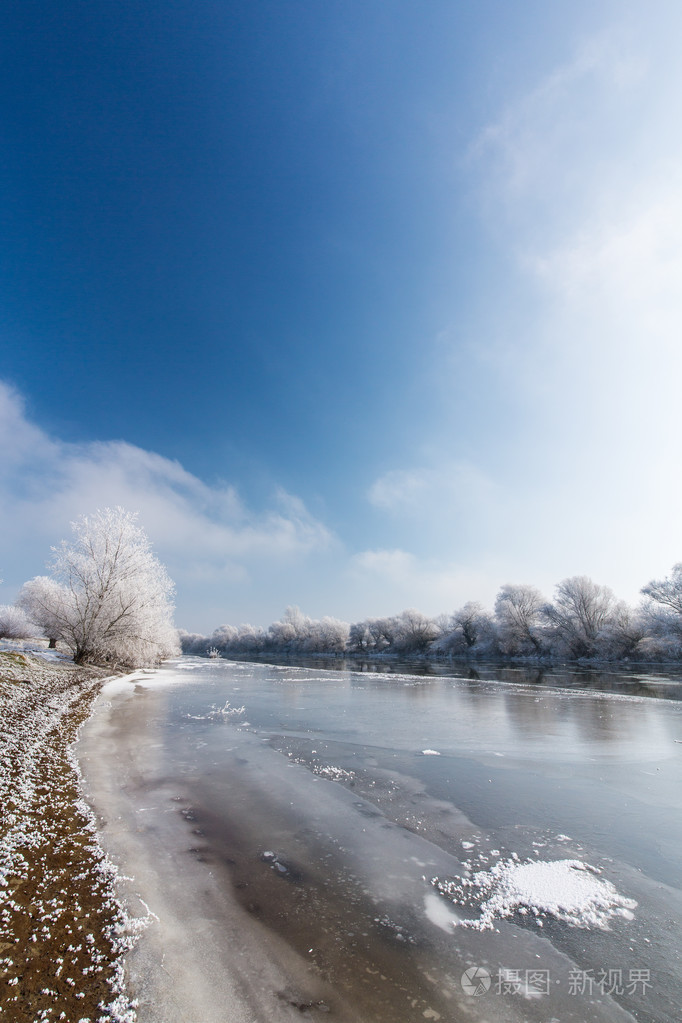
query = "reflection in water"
(499, 689, 662, 750)
(225, 652, 682, 701)
(299, 668, 676, 757)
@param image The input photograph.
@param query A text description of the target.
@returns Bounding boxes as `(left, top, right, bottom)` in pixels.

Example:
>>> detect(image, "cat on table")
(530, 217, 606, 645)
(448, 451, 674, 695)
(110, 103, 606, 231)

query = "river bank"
(0, 650, 138, 1023)
(0, 651, 405, 1023)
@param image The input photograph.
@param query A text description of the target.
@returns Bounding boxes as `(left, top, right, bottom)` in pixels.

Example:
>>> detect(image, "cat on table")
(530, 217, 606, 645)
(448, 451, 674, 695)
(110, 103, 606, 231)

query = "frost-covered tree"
(348, 620, 372, 652)
(178, 629, 211, 656)
(16, 576, 66, 647)
(262, 607, 350, 653)
(453, 602, 493, 649)
(542, 576, 618, 659)
(0, 604, 38, 640)
(494, 584, 545, 656)
(210, 624, 239, 650)
(309, 616, 350, 653)
(21, 508, 179, 666)
(641, 563, 682, 618)
(323, 616, 351, 652)
(366, 617, 395, 651)
(638, 563, 682, 658)
(268, 606, 311, 648)
(596, 602, 647, 660)
(233, 622, 266, 652)
(388, 609, 440, 653)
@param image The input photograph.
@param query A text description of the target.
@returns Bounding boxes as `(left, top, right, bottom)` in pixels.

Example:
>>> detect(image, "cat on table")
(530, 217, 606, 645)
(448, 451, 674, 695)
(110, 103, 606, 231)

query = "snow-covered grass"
(0, 652, 142, 1022)
(432, 855, 637, 931)
(0, 637, 72, 662)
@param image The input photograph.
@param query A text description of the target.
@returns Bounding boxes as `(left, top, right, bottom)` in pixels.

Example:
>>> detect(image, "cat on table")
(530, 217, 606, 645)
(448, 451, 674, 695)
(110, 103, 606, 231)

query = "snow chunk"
(421, 749, 441, 756)
(185, 700, 246, 721)
(433, 858, 637, 931)
(313, 765, 355, 782)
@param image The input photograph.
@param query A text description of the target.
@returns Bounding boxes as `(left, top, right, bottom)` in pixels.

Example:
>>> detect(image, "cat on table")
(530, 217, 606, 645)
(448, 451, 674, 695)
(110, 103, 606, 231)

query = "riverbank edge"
(0, 650, 143, 1022)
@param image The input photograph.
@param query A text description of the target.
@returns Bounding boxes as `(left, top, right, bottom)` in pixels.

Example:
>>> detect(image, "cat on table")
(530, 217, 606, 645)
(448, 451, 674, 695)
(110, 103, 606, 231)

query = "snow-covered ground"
(0, 636, 72, 662)
(0, 652, 142, 1022)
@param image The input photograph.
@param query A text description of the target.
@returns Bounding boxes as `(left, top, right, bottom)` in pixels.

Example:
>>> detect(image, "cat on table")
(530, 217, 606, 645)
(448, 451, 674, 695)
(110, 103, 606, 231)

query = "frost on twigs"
(19, 507, 180, 668)
(0, 655, 143, 1021)
(432, 857, 637, 931)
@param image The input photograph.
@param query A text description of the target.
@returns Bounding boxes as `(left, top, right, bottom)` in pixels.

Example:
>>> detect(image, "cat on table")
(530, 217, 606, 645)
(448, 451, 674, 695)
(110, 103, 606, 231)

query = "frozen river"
(80, 657, 682, 1022)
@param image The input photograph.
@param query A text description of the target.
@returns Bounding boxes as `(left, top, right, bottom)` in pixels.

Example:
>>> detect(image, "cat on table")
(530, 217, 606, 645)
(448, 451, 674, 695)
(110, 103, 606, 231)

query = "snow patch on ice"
(101, 672, 145, 697)
(313, 765, 356, 782)
(432, 858, 637, 931)
(107, 662, 209, 692)
(186, 700, 246, 721)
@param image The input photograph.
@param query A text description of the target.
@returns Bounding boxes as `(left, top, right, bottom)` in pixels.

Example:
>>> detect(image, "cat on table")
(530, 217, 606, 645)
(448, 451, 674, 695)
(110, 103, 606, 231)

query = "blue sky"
(2, 1, 682, 630)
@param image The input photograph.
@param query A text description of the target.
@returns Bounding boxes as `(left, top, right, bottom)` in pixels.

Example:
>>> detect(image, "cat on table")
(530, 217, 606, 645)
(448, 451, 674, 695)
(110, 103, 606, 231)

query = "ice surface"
(423, 891, 461, 932)
(77, 657, 682, 1022)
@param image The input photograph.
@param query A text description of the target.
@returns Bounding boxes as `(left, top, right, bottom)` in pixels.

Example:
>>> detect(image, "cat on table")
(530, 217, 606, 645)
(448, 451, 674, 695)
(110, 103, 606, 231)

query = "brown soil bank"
(0, 651, 135, 1023)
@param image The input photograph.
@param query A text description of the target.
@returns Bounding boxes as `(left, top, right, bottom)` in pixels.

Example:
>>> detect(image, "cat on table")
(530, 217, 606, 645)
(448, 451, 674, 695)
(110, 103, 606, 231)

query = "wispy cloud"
(348, 548, 498, 614)
(367, 20, 682, 608)
(472, 27, 648, 228)
(368, 462, 497, 517)
(483, 26, 682, 462)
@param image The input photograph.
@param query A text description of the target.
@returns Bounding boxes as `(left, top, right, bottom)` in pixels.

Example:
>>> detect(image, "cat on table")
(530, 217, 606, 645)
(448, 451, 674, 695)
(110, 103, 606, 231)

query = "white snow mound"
(433, 858, 637, 931)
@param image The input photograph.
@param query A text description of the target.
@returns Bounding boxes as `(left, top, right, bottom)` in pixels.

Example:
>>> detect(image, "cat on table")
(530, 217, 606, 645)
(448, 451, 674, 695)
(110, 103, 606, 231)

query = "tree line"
(179, 566, 682, 663)
(4, 509, 682, 666)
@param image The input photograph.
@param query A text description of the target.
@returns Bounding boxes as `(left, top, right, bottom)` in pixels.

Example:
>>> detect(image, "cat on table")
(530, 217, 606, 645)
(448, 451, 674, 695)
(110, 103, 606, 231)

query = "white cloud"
(366, 461, 503, 565)
(534, 182, 682, 327)
(452, 20, 682, 601)
(473, 27, 648, 223)
(368, 462, 497, 518)
(361, 23, 682, 613)
(348, 548, 500, 616)
(485, 32, 682, 475)
(0, 381, 334, 626)
(0, 384, 58, 469)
